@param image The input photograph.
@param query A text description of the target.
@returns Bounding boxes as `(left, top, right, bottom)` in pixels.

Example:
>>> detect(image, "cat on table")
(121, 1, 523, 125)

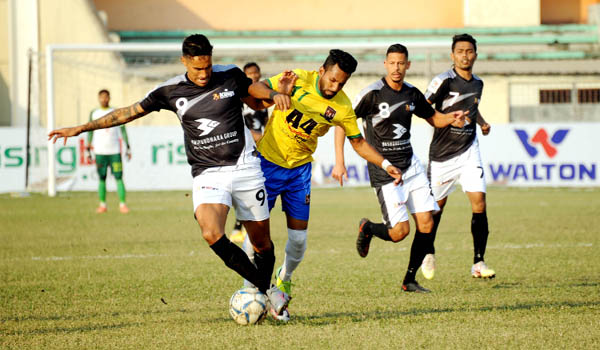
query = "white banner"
(1, 123, 598, 193)
(313, 122, 600, 187)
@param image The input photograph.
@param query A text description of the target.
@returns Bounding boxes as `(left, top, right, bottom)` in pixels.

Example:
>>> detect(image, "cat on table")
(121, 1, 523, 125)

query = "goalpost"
(45, 40, 449, 196)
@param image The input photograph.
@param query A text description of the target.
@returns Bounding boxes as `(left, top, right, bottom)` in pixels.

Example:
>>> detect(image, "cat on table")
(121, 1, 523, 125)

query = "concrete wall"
(464, 0, 540, 27)
(37, 0, 125, 129)
(94, 0, 464, 30)
(541, 0, 600, 24)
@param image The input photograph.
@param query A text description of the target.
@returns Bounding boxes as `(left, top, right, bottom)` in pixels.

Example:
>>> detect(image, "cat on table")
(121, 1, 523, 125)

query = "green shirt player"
(86, 89, 131, 214)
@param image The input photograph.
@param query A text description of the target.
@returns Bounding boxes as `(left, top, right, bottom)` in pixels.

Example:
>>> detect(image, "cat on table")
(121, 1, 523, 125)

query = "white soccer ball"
(229, 287, 268, 325)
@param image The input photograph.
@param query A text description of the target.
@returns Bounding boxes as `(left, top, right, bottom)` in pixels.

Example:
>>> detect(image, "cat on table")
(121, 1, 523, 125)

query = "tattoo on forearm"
(85, 104, 147, 132)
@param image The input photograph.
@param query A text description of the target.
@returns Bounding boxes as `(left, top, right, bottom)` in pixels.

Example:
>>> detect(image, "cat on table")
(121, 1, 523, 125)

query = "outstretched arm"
(426, 110, 468, 128)
(48, 102, 148, 145)
(348, 136, 403, 185)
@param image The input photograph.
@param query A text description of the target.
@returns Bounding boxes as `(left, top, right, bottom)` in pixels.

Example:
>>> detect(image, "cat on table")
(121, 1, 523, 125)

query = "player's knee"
(113, 172, 123, 180)
(417, 219, 434, 234)
(200, 228, 223, 245)
(472, 201, 486, 213)
(287, 228, 307, 253)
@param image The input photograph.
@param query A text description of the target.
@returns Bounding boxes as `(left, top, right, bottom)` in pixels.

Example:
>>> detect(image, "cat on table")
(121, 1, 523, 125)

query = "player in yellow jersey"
(245, 50, 402, 311)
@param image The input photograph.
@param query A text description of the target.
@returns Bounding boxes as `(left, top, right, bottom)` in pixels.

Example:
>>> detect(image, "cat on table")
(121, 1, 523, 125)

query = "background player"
(246, 49, 403, 301)
(423, 33, 495, 280)
(231, 62, 270, 243)
(86, 89, 131, 214)
(48, 34, 293, 320)
(341, 44, 466, 293)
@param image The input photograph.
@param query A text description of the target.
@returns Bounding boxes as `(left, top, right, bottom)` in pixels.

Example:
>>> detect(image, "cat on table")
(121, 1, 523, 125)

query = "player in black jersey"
(423, 34, 495, 279)
(337, 44, 466, 293)
(48, 34, 295, 319)
(230, 62, 270, 244)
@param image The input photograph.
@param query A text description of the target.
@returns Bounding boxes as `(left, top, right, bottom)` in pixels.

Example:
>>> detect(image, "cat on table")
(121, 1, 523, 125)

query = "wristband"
(381, 159, 392, 170)
(269, 91, 278, 100)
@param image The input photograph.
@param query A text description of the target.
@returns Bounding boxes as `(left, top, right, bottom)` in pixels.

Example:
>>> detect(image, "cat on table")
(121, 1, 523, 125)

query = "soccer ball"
(229, 287, 268, 325)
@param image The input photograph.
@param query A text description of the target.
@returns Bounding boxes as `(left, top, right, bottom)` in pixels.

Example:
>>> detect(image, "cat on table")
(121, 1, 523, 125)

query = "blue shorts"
(259, 154, 311, 221)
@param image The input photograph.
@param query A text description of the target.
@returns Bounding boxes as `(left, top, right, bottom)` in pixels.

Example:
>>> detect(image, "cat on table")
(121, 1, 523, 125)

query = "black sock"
(471, 211, 489, 264)
(253, 242, 275, 292)
(424, 211, 442, 255)
(403, 230, 432, 284)
(366, 221, 393, 241)
(209, 235, 265, 292)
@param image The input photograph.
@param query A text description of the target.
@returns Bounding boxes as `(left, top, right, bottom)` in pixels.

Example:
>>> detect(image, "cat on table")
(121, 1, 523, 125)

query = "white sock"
(242, 233, 256, 288)
(279, 228, 307, 281)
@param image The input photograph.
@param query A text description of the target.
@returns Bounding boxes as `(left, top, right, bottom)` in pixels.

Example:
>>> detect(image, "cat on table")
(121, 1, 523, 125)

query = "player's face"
(318, 64, 351, 99)
(181, 55, 213, 87)
(451, 41, 477, 71)
(98, 92, 110, 108)
(384, 52, 411, 83)
(244, 66, 261, 83)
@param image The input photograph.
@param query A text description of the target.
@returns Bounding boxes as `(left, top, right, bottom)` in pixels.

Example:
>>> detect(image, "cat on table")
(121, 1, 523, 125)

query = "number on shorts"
(256, 189, 266, 206)
(477, 166, 484, 178)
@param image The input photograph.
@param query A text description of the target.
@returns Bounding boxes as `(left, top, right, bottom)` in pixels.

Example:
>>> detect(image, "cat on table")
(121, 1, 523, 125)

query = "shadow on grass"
(5, 300, 599, 333)
(284, 300, 600, 326)
(3, 321, 143, 336)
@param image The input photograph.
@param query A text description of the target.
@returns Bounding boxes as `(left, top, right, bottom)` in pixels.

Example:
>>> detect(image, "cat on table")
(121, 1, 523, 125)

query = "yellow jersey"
(258, 69, 361, 168)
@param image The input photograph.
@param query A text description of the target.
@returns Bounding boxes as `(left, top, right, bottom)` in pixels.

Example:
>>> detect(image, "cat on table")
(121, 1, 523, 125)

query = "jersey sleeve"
(414, 88, 436, 119)
(232, 67, 252, 98)
(353, 90, 375, 120)
(335, 106, 362, 139)
(424, 75, 449, 105)
(139, 85, 171, 113)
(265, 69, 307, 93)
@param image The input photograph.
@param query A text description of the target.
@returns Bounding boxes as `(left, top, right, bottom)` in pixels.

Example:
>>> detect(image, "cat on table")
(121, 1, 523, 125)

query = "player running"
(86, 89, 131, 214)
(422, 34, 495, 280)
(341, 44, 466, 293)
(245, 49, 403, 303)
(48, 34, 293, 320)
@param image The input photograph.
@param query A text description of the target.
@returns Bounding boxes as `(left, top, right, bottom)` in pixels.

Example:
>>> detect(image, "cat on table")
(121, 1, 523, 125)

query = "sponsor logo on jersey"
(392, 124, 408, 139)
(321, 106, 337, 121)
(195, 118, 221, 136)
(212, 89, 235, 100)
(515, 128, 569, 158)
(428, 77, 443, 94)
(405, 103, 415, 112)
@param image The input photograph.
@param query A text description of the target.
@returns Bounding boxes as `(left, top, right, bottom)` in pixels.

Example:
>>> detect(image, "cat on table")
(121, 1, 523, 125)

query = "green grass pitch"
(1, 187, 599, 349)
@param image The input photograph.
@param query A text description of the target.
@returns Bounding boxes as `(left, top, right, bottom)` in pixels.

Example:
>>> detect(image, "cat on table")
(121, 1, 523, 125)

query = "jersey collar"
(315, 75, 324, 98)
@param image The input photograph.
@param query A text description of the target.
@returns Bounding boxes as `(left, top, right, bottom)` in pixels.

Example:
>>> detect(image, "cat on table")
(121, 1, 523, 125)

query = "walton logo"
(514, 128, 569, 158)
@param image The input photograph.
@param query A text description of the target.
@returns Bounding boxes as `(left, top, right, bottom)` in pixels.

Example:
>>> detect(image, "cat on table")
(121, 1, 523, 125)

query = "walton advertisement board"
(1, 123, 598, 193)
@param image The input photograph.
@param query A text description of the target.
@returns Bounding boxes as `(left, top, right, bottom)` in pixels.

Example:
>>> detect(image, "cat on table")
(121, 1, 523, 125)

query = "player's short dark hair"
(243, 62, 260, 72)
(98, 89, 110, 96)
(452, 33, 477, 52)
(386, 44, 409, 58)
(182, 34, 213, 57)
(322, 49, 357, 75)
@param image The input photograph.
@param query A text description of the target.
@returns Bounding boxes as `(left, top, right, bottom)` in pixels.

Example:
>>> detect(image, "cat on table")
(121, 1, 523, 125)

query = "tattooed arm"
(48, 103, 149, 145)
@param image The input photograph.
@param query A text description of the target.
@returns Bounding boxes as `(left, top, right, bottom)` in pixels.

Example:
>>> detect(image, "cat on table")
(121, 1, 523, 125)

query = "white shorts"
(375, 157, 439, 228)
(429, 139, 486, 201)
(192, 165, 269, 222)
